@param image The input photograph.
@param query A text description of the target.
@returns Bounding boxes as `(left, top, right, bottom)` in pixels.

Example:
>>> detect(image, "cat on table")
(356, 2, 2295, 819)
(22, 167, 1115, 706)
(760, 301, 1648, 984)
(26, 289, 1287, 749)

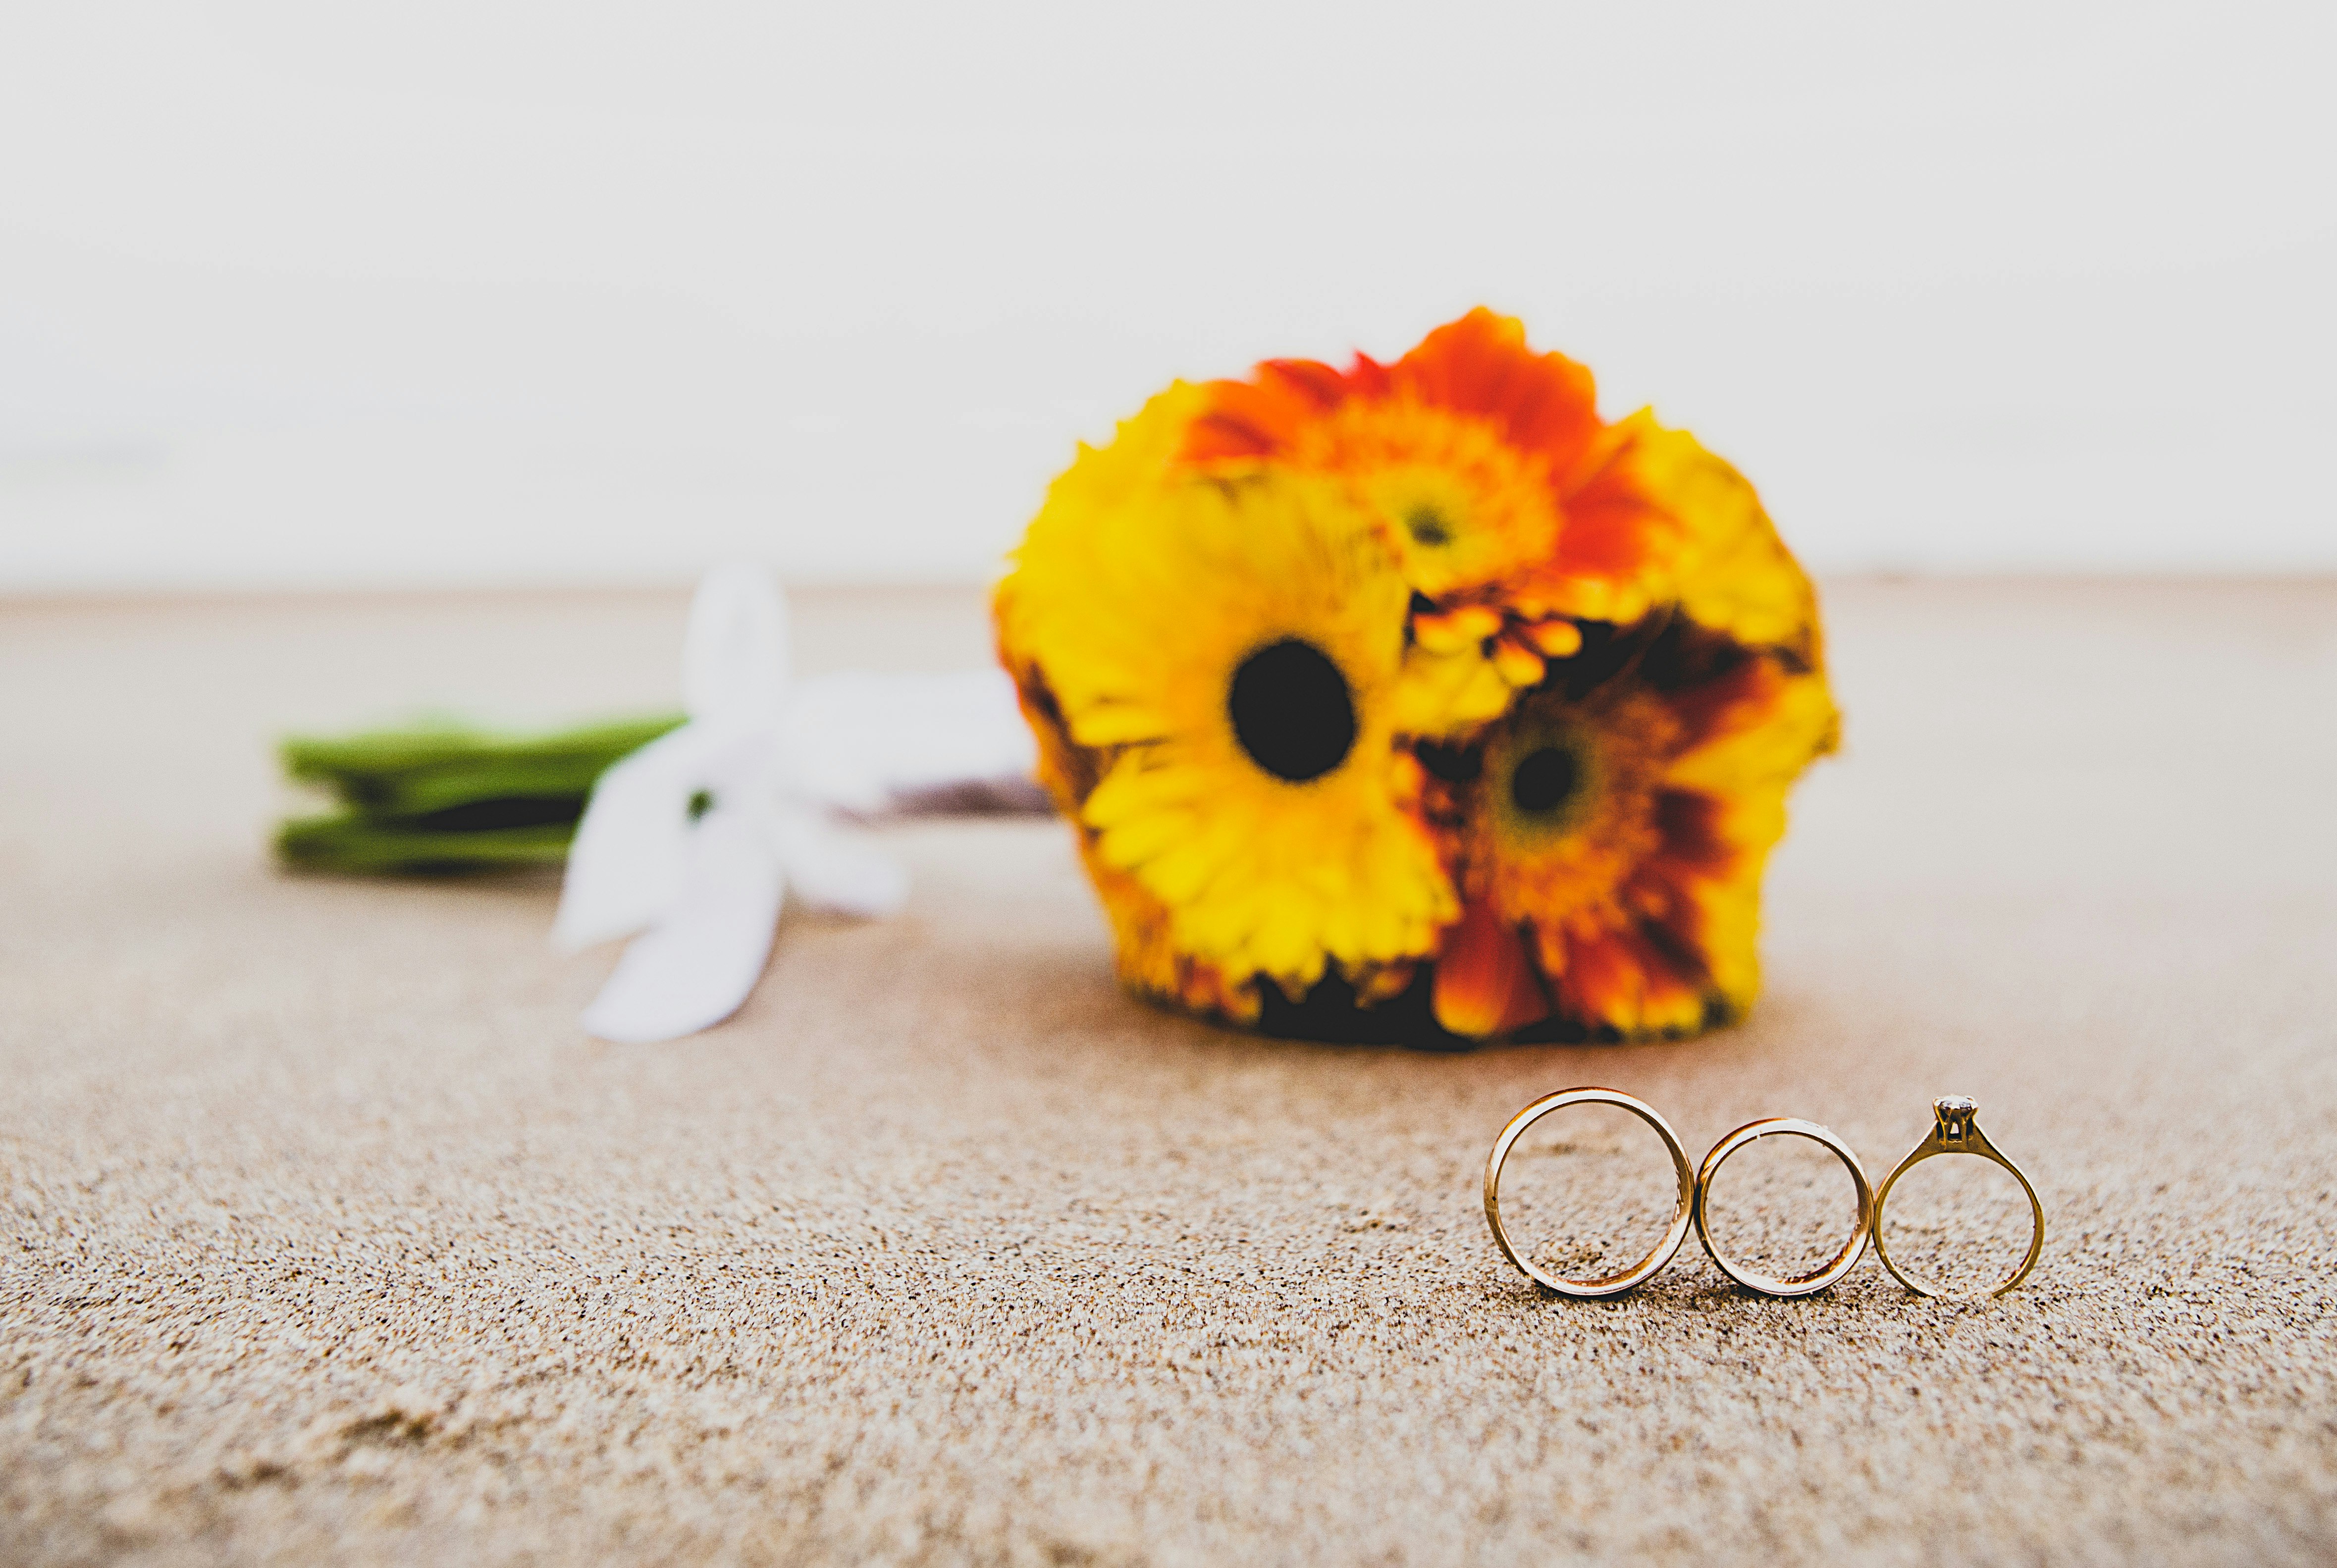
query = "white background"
(3, 0, 2332, 592)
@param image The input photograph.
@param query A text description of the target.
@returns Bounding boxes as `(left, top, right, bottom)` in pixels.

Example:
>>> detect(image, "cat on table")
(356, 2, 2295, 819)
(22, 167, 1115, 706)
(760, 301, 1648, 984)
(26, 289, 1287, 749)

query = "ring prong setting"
(1932, 1095, 1979, 1141)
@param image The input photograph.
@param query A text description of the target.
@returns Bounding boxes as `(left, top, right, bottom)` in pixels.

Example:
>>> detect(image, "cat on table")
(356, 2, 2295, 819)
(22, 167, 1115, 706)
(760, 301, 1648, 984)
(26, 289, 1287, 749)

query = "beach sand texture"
(4, 579, 2334, 1565)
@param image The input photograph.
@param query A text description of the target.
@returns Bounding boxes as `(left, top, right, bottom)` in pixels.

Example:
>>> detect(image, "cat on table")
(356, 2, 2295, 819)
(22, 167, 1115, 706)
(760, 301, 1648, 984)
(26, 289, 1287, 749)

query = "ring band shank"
(1484, 1088, 1697, 1300)
(1693, 1119, 1874, 1298)
(1871, 1140, 2046, 1299)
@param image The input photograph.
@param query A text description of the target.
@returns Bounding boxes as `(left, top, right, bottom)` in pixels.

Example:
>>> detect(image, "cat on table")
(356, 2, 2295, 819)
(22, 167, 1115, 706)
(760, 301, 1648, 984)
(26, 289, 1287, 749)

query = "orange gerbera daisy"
(1428, 620, 1838, 1040)
(1182, 308, 1686, 653)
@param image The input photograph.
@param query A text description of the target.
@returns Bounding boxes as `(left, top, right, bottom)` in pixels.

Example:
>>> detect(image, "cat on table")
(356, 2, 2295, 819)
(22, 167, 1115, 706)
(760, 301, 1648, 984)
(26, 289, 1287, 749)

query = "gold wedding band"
(1484, 1088, 1696, 1299)
(1872, 1096, 2045, 1298)
(1693, 1118, 1874, 1298)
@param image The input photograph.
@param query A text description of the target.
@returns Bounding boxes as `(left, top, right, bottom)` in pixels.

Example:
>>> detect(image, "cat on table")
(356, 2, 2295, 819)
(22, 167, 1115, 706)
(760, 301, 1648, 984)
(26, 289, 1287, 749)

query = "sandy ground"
(3, 578, 2335, 1566)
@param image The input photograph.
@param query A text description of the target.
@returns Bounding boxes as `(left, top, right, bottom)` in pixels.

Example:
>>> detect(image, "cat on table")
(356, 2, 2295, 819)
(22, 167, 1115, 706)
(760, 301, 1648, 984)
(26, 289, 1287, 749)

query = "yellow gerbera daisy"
(1040, 379, 1213, 522)
(1618, 414, 1824, 664)
(997, 462, 1457, 1004)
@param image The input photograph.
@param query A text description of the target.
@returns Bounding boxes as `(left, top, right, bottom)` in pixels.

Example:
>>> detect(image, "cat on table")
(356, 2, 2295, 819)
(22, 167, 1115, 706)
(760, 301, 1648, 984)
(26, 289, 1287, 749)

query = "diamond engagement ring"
(1871, 1096, 2046, 1298)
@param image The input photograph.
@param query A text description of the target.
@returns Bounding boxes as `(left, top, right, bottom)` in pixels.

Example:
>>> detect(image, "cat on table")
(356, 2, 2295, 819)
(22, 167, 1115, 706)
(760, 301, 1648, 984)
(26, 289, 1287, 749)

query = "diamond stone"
(1936, 1095, 1978, 1116)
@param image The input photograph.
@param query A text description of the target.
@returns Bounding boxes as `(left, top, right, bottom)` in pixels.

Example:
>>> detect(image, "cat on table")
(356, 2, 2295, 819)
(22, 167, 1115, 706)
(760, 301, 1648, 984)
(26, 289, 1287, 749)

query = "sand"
(3, 578, 2335, 1566)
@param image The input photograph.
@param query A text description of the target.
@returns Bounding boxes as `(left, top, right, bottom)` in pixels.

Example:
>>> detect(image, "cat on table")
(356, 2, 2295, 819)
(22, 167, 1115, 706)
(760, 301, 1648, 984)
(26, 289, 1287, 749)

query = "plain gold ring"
(1484, 1087, 1696, 1299)
(1694, 1117, 1875, 1298)
(1872, 1096, 2046, 1298)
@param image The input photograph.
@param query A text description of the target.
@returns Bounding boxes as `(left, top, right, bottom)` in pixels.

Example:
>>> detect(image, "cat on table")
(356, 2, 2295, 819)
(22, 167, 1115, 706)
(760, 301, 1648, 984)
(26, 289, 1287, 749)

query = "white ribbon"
(552, 565, 1039, 1044)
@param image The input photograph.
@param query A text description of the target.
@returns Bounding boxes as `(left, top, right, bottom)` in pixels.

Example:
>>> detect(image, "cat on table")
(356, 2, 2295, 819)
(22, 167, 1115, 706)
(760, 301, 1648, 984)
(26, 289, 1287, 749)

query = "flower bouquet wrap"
(995, 309, 1837, 1044)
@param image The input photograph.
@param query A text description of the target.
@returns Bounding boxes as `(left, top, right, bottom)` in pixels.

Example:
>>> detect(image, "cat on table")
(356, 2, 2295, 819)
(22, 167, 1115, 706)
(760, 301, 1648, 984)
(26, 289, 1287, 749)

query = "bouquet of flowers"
(994, 309, 1837, 1044)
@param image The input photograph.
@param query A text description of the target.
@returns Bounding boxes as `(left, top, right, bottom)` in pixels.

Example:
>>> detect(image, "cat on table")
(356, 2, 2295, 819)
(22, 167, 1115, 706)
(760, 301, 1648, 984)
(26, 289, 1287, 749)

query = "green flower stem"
(275, 714, 684, 876)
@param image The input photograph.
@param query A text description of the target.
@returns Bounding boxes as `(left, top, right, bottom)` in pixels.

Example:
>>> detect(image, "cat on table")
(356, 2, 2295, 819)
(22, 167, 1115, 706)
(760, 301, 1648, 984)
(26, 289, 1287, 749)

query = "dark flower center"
(1229, 638, 1357, 783)
(1510, 745, 1579, 817)
(1406, 506, 1453, 547)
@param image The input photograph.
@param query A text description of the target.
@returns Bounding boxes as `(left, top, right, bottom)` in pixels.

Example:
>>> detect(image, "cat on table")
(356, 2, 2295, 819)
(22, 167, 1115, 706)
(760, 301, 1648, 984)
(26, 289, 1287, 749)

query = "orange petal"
(1433, 900, 1551, 1038)
(1182, 359, 1350, 462)
(1647, 789, 1733, 867)
(1391, 308, 1601, 465)
(1553, 930, 1641, 1026)
(1555, 927, 1706, 1036)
